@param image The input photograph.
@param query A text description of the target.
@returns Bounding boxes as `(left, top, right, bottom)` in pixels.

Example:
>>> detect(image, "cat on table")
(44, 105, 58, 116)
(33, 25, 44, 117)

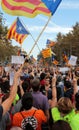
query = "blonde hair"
(57, 97, 74, 114)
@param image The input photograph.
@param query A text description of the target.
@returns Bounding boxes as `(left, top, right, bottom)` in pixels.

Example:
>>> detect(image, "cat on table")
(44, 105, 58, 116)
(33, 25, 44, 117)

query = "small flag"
(62, 52, 68, 63)
(46, 39, 56, 47)
(52, 56, 59, 65)
(1, 0, 62, 18)
(7, 17, 29, 44)
(42, 48, 52, 58)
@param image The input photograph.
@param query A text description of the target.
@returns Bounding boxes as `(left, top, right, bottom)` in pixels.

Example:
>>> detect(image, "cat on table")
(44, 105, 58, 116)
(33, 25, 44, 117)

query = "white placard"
(59, 67, 70, 73)
(4, 66, 11, 72)
(11, 56, 24, 64)
(68, 55, 77, 66)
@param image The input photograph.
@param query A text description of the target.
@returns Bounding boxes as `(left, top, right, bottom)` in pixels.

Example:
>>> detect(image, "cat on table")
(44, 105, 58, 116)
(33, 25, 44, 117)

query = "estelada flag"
(62, 53, 68, 63)
(1, 0, 62, 18)
(42, 48, 52, 58)
(52, 59, 59, 65)
(46, 39, 56, 47)
(52, 56, 59, 65)
(7, 17, 29, 44)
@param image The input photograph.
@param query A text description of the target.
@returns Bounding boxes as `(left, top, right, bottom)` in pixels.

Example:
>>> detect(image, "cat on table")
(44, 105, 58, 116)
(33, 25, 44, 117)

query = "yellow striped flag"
(52, 56, 59, 65)
(52, 59, 59, 65)
(42, 48, 52, 58)
(62, 53, 68, 63)
(1, 0, 62, 18)
(7, 18, 29, 44)
(46, 39, 56, 47)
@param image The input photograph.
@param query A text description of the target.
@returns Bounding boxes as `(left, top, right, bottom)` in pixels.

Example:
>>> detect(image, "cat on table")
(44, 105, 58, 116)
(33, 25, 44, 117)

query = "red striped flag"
(1, 0, 62, 18)
(42, 48, 52, 58)
(46, 39, 56, 47)
(62, 53, 68, 63)
(7, 19, 28, 44)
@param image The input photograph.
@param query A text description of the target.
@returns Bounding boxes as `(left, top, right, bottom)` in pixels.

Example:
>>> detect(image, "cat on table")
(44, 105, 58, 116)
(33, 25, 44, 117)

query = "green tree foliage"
(0, 12, 20, 63)
(55, 22, 79, 63)
(37, 22, 79, 65)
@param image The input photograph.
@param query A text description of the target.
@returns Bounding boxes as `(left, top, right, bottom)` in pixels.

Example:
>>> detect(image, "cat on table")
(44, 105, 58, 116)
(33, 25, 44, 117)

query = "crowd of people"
(0, 63, 79, 130)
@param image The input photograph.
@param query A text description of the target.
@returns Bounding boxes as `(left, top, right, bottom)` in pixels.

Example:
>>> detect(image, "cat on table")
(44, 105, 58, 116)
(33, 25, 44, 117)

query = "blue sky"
(0, 0, 79, 59)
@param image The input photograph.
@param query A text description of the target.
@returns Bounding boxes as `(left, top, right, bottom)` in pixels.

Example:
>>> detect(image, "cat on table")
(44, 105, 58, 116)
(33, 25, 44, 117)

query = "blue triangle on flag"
(16, 17, 29, 34)
(42, 0, 62, 15)
(52, 55, 55, 61)
(46, 39, 51, 45)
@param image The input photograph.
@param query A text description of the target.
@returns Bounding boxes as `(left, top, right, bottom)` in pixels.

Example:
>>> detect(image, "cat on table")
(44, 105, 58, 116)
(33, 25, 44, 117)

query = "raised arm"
(1, 68, 22, 115)
(51, 75, 57, 108)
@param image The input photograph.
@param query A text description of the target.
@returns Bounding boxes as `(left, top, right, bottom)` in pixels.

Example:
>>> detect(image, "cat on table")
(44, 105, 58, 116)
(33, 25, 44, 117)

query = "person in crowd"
(10, 127, 22, 130)
(56, 75, 64, 97)
(31, 78, 50, 130)
(64, 80, 74, 102)
(51, 75, 79, 130)
(42, 76, 52, 108)
(0, 68, 22, 122)
(11, 79, 30, 115)
(0, 93, 11, 130)
(11, 92, 47, 130)
(52, 120, 72, 130)
(31, 78, 49, 120)
(40, 72, 46, 93)
(75, 90, 79, 113)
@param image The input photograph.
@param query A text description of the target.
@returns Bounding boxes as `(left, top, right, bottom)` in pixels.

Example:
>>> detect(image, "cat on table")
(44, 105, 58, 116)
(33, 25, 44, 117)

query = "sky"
(0, 0, 79, 59)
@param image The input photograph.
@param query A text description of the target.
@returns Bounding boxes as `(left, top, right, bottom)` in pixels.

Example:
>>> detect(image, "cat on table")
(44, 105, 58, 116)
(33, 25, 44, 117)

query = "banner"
(68, 55, 77, 66)
(11, 55, 24, 64)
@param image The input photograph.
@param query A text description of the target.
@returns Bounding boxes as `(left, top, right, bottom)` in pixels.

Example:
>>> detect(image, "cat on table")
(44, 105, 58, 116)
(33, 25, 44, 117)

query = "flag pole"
(29, 33, 41, 53)
(20, 43, 22, 54)
(20, 15, 52, 70)
(28, 15, 52, 56)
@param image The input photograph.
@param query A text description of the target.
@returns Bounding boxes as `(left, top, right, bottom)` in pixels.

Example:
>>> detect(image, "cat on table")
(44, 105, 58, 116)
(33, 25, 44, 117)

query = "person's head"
(40, 72, 46, 80)
(45, 76, 50, 86)
(22, 80, 29, 92)
(64, 80, 73, 101)
(52, 120, 72, 130)
(1, 80, 10, 93)
(31, 78, 40, 92)
(57, 97, 73, 114)
(10, 127, 22, 130)
(64, 80, 72, 89)
(21, 92, 33, 110)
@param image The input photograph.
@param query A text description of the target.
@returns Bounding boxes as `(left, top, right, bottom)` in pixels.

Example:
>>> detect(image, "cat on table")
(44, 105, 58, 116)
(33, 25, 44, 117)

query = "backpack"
(20, 110, 38, 130)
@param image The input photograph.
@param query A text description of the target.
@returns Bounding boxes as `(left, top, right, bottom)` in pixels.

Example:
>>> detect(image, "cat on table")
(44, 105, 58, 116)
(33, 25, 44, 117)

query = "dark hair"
(77, 79, 79, 86)
(21, 92, 33, 110)
(64, 80, 72, 89)
(52, 120, 72, 130)
(40, 73, 46, 80)
(1, 80, 10, 93)
(75, 91, 79, 110)
(31, 78, 40, 92)
(22, 81, 29, 92)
